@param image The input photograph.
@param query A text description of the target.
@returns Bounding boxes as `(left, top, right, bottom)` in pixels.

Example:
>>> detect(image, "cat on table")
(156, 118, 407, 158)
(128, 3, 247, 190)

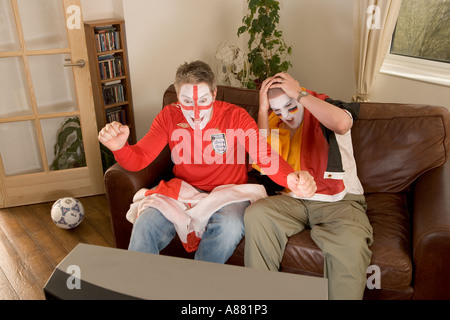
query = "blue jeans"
(128, 200, 250, 263)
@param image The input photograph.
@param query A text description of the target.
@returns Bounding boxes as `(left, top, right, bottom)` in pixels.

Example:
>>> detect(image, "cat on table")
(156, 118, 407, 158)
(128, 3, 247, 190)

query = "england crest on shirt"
(211, 133, 227, 154)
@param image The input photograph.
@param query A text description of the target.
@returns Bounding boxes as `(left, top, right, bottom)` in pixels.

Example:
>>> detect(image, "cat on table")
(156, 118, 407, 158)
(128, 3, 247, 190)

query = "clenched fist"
(287, 171, 317, 198)
(98, 121, 130, 151)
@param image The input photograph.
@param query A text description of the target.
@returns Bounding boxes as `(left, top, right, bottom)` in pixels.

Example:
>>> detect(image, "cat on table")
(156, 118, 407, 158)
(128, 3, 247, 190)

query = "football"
(51, 197, 85, 230)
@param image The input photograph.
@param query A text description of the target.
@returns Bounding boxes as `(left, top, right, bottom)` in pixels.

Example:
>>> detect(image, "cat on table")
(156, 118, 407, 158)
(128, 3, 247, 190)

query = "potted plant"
(238, 0, 293, 89)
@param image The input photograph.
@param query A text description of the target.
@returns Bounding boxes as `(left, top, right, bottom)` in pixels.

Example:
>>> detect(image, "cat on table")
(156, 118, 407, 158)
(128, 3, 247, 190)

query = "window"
(381, 0, 450, 87)
(390, 0, 449, 64)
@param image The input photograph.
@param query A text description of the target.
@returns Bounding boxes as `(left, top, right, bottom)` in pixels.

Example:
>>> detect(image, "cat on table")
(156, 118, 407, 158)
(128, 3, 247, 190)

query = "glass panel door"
(0, 121, 43, 176)
(28, 54, 78, 114)
(41, 116, 86, 171)
(0, 56, 33, 118)
(0, 0, 103, 208)
(16, 0, 68, 50)
(0, 0, 20, 51)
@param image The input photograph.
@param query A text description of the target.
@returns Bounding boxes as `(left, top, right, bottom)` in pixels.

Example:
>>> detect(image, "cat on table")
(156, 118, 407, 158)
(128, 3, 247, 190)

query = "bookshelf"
(84, 19, 136, 147)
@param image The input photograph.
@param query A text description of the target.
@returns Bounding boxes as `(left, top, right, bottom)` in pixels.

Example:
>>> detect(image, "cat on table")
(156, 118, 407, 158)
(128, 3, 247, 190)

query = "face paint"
(269, 93, 304, 129)
(288, 106, 299, 114)
(179, 84, 214, 130)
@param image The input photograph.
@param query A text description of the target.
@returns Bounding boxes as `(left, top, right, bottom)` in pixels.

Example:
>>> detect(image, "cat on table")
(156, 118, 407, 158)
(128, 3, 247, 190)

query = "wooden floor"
(0, 195, 114, 300)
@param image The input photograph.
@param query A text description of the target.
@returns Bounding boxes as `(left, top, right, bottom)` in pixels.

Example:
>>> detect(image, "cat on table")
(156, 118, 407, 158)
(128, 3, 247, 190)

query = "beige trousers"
(244, 194, 373, 300)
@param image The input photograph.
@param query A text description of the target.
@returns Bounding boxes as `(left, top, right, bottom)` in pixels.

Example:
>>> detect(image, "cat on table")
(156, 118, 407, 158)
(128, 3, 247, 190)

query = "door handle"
(64, 59, 86, 68)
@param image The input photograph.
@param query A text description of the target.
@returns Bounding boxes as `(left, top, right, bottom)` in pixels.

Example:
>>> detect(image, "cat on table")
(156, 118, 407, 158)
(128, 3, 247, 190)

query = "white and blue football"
(51, 197, 84, 230)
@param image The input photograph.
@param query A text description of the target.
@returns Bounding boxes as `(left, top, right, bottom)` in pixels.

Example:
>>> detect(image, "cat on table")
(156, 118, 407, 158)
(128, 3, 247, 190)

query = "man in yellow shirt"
(244, 73, 374, 300)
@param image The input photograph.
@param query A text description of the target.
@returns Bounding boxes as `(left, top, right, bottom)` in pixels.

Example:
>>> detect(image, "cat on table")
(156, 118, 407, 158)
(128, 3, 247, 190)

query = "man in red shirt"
(98, 61, 315, 263)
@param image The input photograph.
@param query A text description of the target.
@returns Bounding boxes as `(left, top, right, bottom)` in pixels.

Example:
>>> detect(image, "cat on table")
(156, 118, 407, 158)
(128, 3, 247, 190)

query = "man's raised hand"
(98, 121, 130, 151)
(287, 171, 317, 198)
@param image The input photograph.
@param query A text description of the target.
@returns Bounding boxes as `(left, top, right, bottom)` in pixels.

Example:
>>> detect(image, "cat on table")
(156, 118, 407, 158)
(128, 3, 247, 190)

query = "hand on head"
(259, 73, 303, 111)
(269, 73, 303, 100)
(260, 73, 305, 130)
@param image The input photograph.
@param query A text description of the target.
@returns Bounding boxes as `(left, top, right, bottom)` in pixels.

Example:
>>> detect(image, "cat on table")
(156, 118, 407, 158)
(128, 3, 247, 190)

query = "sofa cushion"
(364, 193, 412, 290)
(353, 103, 449, 194)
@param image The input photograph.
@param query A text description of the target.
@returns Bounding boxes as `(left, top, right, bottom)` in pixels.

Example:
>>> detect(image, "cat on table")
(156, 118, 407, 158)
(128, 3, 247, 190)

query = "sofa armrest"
(104, 146, 174, 249)
(412, 161, 450, 299)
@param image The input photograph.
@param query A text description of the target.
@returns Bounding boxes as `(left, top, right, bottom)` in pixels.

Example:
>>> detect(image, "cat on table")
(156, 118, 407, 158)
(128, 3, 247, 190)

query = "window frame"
(380, 51, 450, 87)
(380, 1, 450, 88)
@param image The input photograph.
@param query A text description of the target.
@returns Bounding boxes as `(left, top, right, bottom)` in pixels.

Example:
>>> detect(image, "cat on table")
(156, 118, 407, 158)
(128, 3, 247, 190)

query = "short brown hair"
(174, 60, 217, 95)
(267, 87, 286, 100)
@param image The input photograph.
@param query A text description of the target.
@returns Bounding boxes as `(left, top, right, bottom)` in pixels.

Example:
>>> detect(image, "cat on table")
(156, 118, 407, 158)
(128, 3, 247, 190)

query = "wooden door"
(0, 0, 104, 208)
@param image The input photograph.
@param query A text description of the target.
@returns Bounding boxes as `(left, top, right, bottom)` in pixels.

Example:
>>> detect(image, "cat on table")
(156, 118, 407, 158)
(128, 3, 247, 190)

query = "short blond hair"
(174, 60, 217, 95)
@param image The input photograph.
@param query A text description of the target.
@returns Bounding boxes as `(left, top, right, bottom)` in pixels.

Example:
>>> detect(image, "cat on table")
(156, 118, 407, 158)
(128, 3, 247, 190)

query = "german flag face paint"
(273, 105, 299, 117)
(179, 84, 214, 130)
(269, 94, 304, 130)
(288, 106, 299, 114)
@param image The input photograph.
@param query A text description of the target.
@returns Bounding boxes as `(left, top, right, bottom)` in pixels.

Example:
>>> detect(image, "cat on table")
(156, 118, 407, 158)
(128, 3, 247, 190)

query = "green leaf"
(249, 0, 259, 11)
(239, 0, 292, 84)
(238, 26, 247, 36)
(280, 61, 291, 72)
(269, 54, 281, 73)
(251, 19, 262, 33)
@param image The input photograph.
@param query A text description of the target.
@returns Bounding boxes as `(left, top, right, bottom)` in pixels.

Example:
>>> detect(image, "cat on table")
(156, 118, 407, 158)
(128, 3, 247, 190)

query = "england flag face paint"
(179, 83, 214, 130)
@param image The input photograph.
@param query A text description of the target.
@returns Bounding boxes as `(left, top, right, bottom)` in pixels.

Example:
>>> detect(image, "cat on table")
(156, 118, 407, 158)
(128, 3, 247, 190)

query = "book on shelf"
(105, 106, 127, 124)
(98, 54, 124, 80)
(102, 80, 126, 106)
(94, 25, 121, 52)
(85, 19, 136, 147)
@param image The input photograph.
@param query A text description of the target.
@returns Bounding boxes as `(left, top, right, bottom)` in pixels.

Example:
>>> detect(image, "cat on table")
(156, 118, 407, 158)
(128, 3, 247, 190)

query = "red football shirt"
(113, 101, 294, 191)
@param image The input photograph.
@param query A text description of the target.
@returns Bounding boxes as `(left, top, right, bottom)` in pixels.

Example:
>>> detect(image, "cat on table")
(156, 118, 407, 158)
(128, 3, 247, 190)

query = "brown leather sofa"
(104, 84, 450, 300)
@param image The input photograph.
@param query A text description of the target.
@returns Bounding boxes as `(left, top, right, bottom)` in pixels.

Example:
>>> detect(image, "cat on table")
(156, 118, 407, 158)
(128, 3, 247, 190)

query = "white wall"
(122, 0, 358, 139)
(279, 0, 450, 109)
(122, 0, 245, 139)
(83, 0, 449, 139)
(81, 0, 123, 20)
(372, 73, 450, 108)
(279, 0, 355, 101)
